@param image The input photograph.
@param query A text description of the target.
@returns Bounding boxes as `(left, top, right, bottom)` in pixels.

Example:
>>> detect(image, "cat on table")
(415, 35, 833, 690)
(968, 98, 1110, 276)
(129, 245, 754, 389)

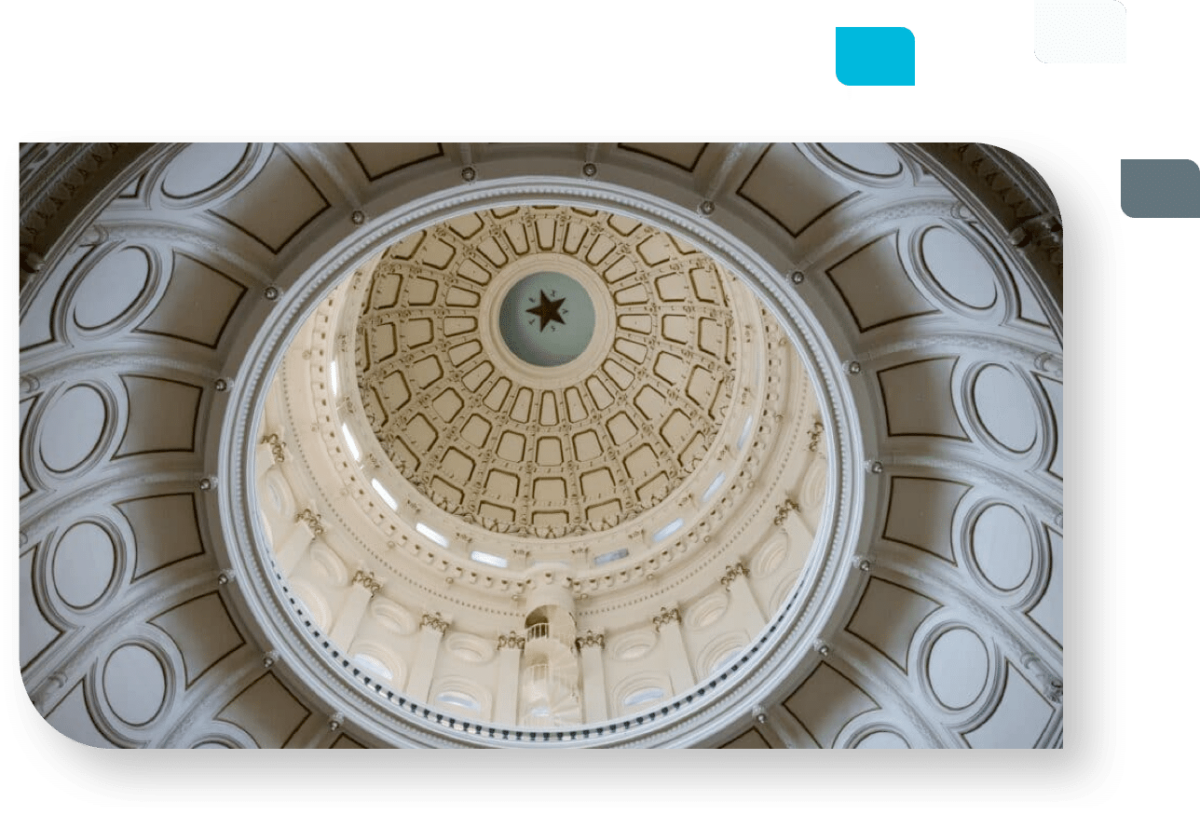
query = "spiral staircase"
(519, 607, 583, 728)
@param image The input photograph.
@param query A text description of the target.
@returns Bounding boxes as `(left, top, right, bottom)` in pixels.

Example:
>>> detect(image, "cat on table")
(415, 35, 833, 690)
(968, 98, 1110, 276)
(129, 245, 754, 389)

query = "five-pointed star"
(526, 290, 567, 332)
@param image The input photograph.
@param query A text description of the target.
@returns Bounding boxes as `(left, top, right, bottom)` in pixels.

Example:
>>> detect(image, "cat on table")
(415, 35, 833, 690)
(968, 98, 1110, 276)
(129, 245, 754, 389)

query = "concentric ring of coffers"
(352, 205, 754, 542)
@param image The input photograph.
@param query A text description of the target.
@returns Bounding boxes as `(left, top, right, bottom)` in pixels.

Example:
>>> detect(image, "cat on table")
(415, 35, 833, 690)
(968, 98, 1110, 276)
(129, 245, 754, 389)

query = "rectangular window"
(371, 478, 398, 510)
(594, 548, 629, 566)
(416, 522, 449, 548)
(470, 550, 507, 568)
(652, 518, 684, 543)
(341, 423, 361, 461)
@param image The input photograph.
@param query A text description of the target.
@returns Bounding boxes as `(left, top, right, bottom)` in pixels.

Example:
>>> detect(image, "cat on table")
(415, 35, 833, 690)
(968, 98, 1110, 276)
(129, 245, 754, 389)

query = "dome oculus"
(498, 271, 595, 366)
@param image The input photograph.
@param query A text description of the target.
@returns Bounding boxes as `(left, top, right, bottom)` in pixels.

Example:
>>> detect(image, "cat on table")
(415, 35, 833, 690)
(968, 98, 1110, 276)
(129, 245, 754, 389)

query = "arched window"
(434, 690, 480, 712)
(352, 653, 393, 682)
(623, 687, 665, 707)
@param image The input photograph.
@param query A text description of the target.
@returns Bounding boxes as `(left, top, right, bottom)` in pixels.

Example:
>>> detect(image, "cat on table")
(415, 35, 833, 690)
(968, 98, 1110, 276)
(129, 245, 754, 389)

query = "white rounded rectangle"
(1036, 0, 1127, 63)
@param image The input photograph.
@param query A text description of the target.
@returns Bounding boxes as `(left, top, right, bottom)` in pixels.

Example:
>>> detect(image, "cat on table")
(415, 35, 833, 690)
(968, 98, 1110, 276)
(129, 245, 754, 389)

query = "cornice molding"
(905, 143, 1063, 315)
(19, 143, 157, 290)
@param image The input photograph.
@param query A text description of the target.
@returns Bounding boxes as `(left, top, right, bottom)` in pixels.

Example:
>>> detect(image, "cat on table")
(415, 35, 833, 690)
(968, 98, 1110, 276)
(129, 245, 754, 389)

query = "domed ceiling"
(254, 199, 820, 730)
(19, 142, 1063, 749)
(354, 205, 744, 538)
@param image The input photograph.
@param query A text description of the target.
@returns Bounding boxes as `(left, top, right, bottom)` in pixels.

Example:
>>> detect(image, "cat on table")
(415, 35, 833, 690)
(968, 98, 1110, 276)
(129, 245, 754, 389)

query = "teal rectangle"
(836, 27, 916, 86)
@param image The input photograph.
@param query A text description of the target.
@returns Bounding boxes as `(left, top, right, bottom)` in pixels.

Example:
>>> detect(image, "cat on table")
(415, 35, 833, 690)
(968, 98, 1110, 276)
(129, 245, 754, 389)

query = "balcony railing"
(525, 622, 574, 651)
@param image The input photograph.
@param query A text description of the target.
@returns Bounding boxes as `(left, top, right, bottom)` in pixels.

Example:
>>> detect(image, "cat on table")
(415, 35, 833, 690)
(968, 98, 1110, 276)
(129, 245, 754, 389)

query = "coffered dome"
(352, 205, 755, 539)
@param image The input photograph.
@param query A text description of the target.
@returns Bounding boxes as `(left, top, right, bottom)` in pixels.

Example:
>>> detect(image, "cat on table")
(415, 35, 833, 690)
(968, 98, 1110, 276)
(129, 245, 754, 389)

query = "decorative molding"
(1035, 352, 1063, 378)
(720, 562, 750, 590)
(575, 630, 605, 650)
(853, 555, 876, 573)
(907, 142, 1063, 313)
(30, 672, 68, 715)
(295, 508, 325, 536)
(652, 606, 681, 631)
(806, 420, 824, 452)
(421, 612, 449, 634)
(262, 433, 287, 464)
(773, 499, 799, 527)
(497, 631, 526, 651)
(1020, 652, 1063, 704)
(19, 143, 152, 287)
(352, 570, 382, 596)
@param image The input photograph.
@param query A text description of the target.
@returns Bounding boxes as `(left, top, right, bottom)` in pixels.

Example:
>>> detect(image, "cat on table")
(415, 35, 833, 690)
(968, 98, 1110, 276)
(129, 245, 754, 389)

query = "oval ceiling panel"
(927, 627, 989, 709)
(40, 385, 107, 472)
(162, 143, 249, 199)
(610, 629, 658, 661)
(73, 247, 150, 329)
(819, 143, 904, 177)
(800, 457, 828, 511)
(684, 591, 730, 629)
(104, 643, 167, 726)
(920, 227, 998, 309)
(856, 730, 910, 749)
(973, 365, 1039, 452)
(750, 532, 789, 578)
(970, 503, 1034, 591)
(53, 522, 117, 609)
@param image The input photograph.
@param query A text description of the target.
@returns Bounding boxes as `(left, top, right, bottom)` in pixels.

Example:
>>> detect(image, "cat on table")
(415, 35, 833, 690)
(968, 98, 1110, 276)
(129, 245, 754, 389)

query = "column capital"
(497, 630, 526, 651)
(421, 611, 449, 634)
(773, 499, 799, 526)
(653, 606, 681, 631)
(295, 507, 325, 536)
(262, 432, 287, 463)
(805, 420, 824, 452)
(575, 630, 605, 650)
(720, 561, 750, 591)
(353, 569, 382, 596)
